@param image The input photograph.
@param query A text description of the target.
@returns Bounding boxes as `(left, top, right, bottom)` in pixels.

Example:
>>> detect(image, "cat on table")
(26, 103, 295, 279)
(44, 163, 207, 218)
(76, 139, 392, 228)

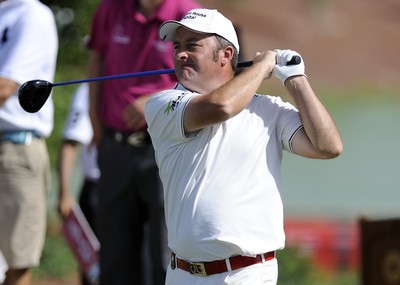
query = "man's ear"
(222, 46, 234, 66)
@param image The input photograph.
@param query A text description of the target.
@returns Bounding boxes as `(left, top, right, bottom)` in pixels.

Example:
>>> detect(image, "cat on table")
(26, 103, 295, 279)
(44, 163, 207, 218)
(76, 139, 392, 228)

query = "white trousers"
(166, 258, 278, 285)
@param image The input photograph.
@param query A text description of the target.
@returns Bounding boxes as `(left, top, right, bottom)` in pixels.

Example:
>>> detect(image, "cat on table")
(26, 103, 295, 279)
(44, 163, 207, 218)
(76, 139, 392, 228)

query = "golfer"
(145, 8, 343, 285)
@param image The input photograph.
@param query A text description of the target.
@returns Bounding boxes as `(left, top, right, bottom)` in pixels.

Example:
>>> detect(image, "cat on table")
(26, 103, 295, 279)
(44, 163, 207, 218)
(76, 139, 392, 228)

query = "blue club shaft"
(52, 57, 299, 87)
(52, 68, 176, 87)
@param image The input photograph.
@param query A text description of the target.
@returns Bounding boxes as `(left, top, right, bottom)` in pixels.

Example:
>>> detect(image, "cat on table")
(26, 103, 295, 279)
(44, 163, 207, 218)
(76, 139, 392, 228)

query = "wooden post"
(360, 217, 400, 285)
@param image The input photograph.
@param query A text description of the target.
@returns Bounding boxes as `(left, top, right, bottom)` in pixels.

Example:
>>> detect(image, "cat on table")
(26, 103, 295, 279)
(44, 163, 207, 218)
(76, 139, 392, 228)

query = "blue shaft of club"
(51, 57, 300, 87)
(52, 68, 176, 87)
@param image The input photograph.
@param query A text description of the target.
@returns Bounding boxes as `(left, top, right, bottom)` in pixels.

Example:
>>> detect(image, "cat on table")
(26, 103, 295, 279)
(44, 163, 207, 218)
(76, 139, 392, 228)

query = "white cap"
(159, 9, 240, 53)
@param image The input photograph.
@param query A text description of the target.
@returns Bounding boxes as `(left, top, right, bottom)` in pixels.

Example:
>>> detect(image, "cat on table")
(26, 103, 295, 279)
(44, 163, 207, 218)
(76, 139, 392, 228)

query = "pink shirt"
(87, 0, 201, 131)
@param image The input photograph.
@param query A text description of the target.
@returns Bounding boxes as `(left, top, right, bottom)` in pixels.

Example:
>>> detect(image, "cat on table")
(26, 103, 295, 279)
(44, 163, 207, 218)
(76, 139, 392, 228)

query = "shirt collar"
(174, 83, 198, 94)
(134, 0, 180, 23)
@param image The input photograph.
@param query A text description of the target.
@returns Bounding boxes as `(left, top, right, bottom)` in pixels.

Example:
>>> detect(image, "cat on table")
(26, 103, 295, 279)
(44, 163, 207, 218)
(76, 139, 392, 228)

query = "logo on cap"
(182, 11, 207, 21)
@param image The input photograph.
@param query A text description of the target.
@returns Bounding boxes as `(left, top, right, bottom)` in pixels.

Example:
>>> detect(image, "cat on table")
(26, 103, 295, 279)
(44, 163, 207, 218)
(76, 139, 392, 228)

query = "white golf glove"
(272, 49, 306, 84)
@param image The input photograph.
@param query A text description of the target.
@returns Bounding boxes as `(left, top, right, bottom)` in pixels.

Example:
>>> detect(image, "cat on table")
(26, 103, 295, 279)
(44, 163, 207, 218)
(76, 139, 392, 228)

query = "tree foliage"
(42, 0, 99, 69)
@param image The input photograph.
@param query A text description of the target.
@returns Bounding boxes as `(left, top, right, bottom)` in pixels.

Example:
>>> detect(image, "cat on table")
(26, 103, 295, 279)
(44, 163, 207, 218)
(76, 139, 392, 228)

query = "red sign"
(62, 204, 100, 285)
(284, 219, 359, 271)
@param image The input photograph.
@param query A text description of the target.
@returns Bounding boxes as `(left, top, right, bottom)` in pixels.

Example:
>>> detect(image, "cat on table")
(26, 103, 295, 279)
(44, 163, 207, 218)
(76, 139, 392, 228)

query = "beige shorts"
(0, 139, 51, 268)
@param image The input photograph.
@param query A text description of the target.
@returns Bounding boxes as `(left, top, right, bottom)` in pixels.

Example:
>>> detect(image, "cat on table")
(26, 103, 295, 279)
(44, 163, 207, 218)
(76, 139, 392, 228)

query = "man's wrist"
(284, 74, 308, 86)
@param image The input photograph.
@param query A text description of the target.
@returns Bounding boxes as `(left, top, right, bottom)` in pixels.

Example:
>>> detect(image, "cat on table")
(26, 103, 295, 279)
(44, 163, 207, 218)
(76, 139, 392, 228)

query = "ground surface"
(34, 1, 399, 284)
(33, 275, 79, 285)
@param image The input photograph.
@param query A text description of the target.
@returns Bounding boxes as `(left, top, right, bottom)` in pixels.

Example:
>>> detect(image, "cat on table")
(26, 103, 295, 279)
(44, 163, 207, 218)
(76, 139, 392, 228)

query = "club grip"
(237, 55, 301, 68)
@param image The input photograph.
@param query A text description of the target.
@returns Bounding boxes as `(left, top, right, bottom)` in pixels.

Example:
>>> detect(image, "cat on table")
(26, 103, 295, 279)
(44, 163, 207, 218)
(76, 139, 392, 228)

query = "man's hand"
(272, 49, 306, 84)
(252, 51, 277, 80)
(0, 77, 18, 107)
(58, 190, 75, 220)
(122, 96, 149, 131)
(90, 109, 104, 146)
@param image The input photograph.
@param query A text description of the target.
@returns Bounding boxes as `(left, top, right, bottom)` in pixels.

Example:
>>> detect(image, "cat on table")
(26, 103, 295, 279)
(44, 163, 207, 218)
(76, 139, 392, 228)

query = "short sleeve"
(145, 89, 196, 161)
(275, 99, 303, 152)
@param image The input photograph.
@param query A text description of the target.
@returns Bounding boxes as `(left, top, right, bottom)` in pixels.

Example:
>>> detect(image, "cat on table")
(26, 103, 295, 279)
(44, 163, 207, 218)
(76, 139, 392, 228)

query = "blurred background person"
(57, 83, 100, 285)
(0, 0, 58, 284)
(86, 0, 202, 284)
(0, 250, 7, 285)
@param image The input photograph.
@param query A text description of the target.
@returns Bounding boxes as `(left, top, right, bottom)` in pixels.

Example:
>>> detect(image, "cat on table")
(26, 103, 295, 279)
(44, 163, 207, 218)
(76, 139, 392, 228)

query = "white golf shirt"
(0, 0, 58, 137)
(145, 84, 303, 262)
(63, 84, 100, 181)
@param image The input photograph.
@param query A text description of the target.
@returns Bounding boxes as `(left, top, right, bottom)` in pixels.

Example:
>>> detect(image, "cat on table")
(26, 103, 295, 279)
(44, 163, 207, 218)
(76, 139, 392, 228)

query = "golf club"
(18, 56, 301, 113)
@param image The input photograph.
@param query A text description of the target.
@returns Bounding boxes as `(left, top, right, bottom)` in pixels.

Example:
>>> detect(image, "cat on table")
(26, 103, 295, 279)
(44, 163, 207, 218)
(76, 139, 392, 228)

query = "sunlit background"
(36, 0, 399, 284)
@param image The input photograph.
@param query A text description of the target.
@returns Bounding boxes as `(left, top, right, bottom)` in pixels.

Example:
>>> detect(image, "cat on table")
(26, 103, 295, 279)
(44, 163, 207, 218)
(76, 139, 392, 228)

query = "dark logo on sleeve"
(164, 93, 185, 115)
(1, 27, 8, 47)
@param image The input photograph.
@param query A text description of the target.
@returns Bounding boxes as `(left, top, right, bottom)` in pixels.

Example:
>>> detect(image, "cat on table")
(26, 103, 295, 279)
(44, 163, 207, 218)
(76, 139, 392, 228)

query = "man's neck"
(138, 0, 163, 18)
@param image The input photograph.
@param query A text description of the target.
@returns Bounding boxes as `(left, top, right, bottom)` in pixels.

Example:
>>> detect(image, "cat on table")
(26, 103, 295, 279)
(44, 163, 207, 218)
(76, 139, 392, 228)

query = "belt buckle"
(170, 253, 176, 270)
(188, 262, 207, 276)
(127, 132, 146, 147)
(113, 132, 124, 143)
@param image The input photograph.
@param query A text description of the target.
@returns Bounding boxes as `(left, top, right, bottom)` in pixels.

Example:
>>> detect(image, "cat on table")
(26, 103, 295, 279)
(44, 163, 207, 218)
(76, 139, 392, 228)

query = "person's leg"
(224, 260, 278, 285)
(78, 179, 98, 285)
(137, 144, 169, 285)
(4, 268, 31, 285)
(79, 179, 98, 235)
(96, 137, 144, 285)
(0, 140, 50, 285)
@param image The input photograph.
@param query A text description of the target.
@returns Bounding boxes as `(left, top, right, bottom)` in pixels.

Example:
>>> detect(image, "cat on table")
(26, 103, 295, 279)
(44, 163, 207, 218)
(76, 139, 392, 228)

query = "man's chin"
(177, 72, 192, 85)
(179, 80, 199, 93)
(179, 68, 193, 78)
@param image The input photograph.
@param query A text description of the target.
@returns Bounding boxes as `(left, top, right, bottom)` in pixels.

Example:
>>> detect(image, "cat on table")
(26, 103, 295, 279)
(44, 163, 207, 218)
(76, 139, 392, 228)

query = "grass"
(33, 217, 78, 280)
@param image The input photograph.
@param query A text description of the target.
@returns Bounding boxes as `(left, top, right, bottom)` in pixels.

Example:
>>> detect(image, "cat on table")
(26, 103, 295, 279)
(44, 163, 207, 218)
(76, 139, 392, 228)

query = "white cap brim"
(159, 21, 214, 42)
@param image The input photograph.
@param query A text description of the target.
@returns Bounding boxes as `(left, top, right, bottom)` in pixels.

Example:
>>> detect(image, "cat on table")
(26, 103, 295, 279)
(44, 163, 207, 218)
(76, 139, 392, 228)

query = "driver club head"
(18, 80, 53, 113)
